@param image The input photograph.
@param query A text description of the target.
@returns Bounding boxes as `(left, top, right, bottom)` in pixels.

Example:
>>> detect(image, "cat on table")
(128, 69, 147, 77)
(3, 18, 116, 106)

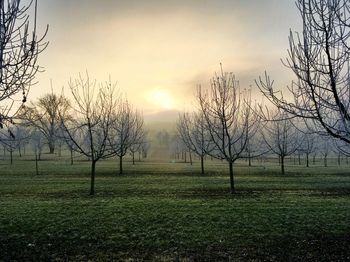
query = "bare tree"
(18, 93, 70, 154)
(129, 129, 147, 165)
(109, 100, 143, 174)
(333, 137, 350, 159)
(257, 0, 350, 145)
(262, 109, 301, 174)
(60, 73, 117, 195)
(0, 0, 48, 128)
(0, 124, 29, 163)
(177, 112, 214, 175)
(59, 126, 76, 165)
(13, 125, 30, 156)
(140, 140, 150, 159)
(169, 134, 185, 161)
(0, 130, 15, 164)
(30, 128, 45, 174)
(65, 137, 75, 165)
(300, 133, 317, 167)
(198, 66, 259, 193)
(319, 136, 332, 167)
(1, 124, 29, 161)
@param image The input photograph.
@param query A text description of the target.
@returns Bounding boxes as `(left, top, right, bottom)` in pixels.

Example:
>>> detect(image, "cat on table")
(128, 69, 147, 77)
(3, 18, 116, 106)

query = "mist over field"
(1, 0, 350, 261)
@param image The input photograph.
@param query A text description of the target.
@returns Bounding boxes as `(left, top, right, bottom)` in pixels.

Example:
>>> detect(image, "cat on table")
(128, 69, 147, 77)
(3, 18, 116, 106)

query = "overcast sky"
(31, 0, 301, 116)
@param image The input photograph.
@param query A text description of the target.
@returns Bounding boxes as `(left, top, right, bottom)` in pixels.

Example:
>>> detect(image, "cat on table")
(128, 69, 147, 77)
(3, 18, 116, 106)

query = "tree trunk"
(200, 155, 204, 175)
(248, 152, 252, 167)
(10, 150, 13, 165)
(70, 149, 74, 165)
(189, 151, 192, 165)
(313, 155, 316, 165)
(90, 160, 96, 196)
(49, 142, 55, 154)
(306, 153, 309, 167)
(35, 153, 39, 175)
(281, 155, 285, 175)
(138, 151, 141, 161)
(18, 146, 22, 157)
(132, 152, 135, 165)
(58, 144, 62, 157)
(229, 161, 235, 194)
(298, 152, 301, 165)
(119, 155, 123, 175)
(324, 155, 327, 167)
(338, 153, 341, 166)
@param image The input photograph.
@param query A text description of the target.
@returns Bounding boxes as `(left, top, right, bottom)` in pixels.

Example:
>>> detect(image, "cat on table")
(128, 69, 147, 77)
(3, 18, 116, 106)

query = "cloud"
(32, 0, 301, 117)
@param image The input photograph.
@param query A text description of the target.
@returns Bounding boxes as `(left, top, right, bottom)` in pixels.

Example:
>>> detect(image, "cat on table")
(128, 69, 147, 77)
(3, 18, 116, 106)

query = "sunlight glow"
(147, 88, 174, 110)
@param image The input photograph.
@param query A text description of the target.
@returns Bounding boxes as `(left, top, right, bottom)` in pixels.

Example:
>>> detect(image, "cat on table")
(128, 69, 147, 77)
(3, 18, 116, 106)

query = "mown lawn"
(0, 158, 350, 261)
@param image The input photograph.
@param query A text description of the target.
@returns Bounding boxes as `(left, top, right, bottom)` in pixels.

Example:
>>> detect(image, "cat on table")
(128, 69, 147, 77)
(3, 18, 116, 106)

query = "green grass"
(0, 156, 350, 261)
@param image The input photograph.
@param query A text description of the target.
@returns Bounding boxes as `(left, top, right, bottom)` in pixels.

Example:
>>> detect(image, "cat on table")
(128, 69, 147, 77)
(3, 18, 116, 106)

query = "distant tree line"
(176, 63, 350, 194)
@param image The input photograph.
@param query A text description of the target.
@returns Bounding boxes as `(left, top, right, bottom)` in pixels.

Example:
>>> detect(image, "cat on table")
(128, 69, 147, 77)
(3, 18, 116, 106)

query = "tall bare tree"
(257, 0, 350, 145)
(19, 93, 70, 153)
(198, 66, 259, 193)
(0, 0, 48, 128)
(60, 73, 117, 195)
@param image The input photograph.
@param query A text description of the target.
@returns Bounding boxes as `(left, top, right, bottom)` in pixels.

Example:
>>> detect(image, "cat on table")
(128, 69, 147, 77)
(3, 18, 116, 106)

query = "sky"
(29, 0, 300, 119)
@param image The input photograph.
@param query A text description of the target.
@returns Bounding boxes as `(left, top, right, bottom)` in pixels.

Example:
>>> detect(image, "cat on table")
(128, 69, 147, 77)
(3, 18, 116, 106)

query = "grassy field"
(1, 155, 350, 261)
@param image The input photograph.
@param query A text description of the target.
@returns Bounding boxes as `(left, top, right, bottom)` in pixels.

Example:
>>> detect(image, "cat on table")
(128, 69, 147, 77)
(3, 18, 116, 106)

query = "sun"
(147, 88, 174, 110)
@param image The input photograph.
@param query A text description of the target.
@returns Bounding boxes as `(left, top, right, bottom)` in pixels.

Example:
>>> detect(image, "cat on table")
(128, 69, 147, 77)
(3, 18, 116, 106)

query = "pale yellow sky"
(29, 0, 300, 118)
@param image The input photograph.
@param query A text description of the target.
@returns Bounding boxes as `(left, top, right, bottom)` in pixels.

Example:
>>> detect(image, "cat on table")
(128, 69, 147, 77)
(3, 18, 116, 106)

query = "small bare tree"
(177, 112, 214, 175)
(333, 137, 350, 159)
(257, 0, 350, 145)
(59, 126, 76, 165)
(0, 125, 29, 164)
(109, 100, 144, 174)
(300, 133, 317, 167)
(261, 109, 302, 174)
(198, 66, 260, 193)
(60, 73, 117, 195)
(319, 136, 332, 167)
(129, 129, 147, 165)
(0, 129, 15, 164)
(13, 125, 30, 156)
(0, 0, 48, 128)
(30, 128, 45, 175)
(140, 140, 150, 159)
(19, 93, 70, 154)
